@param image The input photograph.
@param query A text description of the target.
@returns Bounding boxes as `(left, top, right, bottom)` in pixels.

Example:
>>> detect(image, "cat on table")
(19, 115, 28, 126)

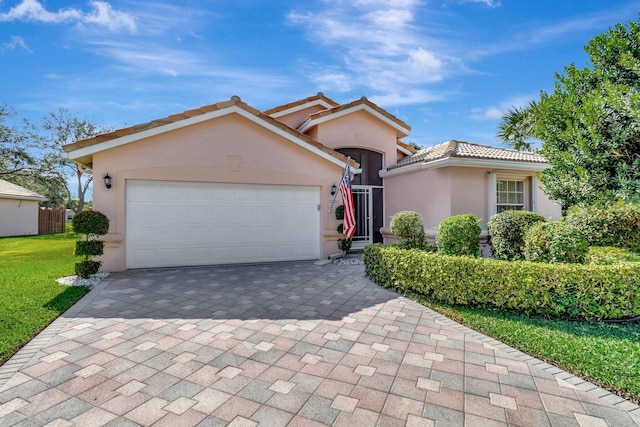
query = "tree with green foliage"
(0, 104, 68, 205)
(496, 102, 537, 151)
(41, 108, 109, 214)
(498, 18, 640, 208)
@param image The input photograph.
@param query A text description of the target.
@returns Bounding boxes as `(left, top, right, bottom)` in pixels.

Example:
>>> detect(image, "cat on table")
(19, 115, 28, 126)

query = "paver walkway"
(0, 262, 638, 427)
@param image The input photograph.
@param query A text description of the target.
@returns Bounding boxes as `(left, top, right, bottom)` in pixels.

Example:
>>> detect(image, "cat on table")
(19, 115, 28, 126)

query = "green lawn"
(0, 230, 88, 364)
(410, 293, 640, 404)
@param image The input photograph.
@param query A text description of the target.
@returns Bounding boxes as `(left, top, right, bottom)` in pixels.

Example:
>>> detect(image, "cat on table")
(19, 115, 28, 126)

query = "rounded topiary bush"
(390, 211, 427, 250)
(75, 240, 104, 257)
(488, 210, 546, 260)
(436, 213, 481, 256)
(524, 221, 588, 264)
(335, 205, 344, 221)
(565, 202, 640, 251)
(75, 260, 101, 278)
(73, 210, 109, 278)
(72, 210, 110, 236)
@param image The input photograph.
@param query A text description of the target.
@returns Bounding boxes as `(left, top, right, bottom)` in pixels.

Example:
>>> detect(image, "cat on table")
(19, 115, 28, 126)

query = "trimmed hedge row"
(566, 202, 640, 251)
(363, 244, 640, 320)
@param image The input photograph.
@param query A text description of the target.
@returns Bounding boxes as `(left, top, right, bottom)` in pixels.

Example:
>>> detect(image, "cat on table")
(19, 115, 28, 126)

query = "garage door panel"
(186, 206, 211, 223)
(126, 181, 320, 269)
(233, 207, 257, 223)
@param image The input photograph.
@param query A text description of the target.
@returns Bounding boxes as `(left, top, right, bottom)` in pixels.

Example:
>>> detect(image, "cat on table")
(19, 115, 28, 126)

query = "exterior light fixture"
(331, 183, 337, 196)
(104, 174, 112, 189)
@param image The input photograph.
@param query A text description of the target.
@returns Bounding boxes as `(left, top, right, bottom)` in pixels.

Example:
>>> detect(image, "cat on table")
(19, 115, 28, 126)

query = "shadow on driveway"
(73, 262, 394, 322)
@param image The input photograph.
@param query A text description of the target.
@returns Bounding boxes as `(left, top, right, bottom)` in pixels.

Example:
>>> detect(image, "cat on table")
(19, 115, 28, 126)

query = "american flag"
(340, 163, 356, 238)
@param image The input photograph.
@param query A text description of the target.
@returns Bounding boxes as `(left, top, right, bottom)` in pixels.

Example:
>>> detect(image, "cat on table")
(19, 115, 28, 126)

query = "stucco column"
(487, 171, 497, 220)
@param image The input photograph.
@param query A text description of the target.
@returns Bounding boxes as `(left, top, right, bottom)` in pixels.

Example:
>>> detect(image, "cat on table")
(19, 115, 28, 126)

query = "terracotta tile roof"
(263, 92, 340, 116)
(63, 99, 236, 152)
(388, 140, 548, 170)
(63, 97, 359, 169)
(300, 96, 411, 136)
(0, 179, 47, 201)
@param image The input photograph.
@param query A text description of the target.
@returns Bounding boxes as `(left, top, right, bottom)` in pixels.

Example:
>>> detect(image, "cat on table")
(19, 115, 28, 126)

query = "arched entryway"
(335, 148, 384, 248)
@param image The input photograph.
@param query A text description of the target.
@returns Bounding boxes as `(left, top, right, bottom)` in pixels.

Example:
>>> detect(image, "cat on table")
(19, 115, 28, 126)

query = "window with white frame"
(496, 179, 525, 212)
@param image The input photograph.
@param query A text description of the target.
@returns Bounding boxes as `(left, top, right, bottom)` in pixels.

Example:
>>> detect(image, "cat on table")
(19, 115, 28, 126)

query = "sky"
(1, 0, 639, 150)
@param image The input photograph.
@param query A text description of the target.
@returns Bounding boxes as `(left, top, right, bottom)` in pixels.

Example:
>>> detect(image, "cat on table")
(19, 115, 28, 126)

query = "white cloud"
(82, 1, 136, 32)
(288, 1, 461, 106)
(469, 107, 503, 120)
(463, 0, 501, 7)
(370, 89, 443, 106)
(0, 0, 136, 33)
(469, 95, 535, 121)
(1, 35, 32, 53)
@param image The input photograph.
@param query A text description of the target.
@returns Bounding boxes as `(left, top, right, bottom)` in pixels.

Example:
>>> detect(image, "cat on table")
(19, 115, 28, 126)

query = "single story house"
(63, 94, 561, 271)
(0, 179, 48, 237)
(381, 139, 561, 254)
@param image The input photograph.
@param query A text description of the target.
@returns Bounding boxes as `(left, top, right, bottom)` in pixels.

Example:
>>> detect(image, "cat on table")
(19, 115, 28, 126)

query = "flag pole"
(329, 157, 350, 212)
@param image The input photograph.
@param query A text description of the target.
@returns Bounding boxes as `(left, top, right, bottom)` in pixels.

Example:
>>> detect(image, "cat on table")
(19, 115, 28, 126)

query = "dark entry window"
(336, 148, 384, 243)
(335, 148, 383, 186)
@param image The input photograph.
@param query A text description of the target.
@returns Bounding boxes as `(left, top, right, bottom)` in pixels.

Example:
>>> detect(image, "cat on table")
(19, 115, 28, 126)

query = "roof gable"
(63, 96, 359, 170)
(264, 92, 339, 118)
(298, 96, 411, 138)
(0, 179, 47, 201)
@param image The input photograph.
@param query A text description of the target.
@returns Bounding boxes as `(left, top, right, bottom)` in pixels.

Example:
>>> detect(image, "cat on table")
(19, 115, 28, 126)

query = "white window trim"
(496, 178, 526, 212)
(487, 172, 497, 220)
(488, 173, 538, 219)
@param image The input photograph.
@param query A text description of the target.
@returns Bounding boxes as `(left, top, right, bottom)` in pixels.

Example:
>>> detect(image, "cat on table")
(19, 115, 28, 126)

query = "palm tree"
(497, 102, 537, 151)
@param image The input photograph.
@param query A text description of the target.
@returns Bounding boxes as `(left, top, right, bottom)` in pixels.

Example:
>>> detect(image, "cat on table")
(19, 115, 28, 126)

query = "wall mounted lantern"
(331, 183, 337, 196)
(104, 174, 112, 189)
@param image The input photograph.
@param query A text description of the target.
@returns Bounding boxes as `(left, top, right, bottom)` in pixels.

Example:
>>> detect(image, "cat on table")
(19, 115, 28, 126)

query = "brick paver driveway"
(1, 262, 638, 426)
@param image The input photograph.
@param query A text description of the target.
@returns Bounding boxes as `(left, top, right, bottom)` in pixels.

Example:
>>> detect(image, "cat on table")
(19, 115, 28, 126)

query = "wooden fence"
(38, 208, 66, 234)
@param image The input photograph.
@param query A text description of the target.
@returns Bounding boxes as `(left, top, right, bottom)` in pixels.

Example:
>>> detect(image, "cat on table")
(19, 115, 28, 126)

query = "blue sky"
(1, 0, 638, 149)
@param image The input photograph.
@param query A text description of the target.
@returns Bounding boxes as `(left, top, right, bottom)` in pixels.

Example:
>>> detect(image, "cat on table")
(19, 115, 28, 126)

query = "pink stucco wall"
(312, 110, 399, 168)
(92, 114, 346, 271)
(536, 184, 562, 220)
(382, 165, 562, 243)
(450, 167, 488, 225)
(382, 167, 452, 239)
(0, 199, 39, 236)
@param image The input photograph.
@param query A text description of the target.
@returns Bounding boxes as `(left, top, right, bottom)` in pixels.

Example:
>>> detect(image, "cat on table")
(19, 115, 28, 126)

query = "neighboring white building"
(0, 179, 48, 237)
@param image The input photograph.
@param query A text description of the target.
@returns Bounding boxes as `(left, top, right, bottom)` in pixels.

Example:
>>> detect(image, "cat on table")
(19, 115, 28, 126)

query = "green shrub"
(337, 223, 344, 234)
(72, 210, 109, 236)
(586, 246, 640, 265)
(335, 205, 344, 221)
(524, 221, 588, 264)
(73, 210, 109, 278)
(565, 202, 640, 251)
(488, 210, 546, 260)
(363, 244, 640, 320)
(75, 240, 104, 257)
(338, 237, 352, 253)
(390, 211, 427, 250)
(75, 260, 101, 278)
(436, 214, 481, 256)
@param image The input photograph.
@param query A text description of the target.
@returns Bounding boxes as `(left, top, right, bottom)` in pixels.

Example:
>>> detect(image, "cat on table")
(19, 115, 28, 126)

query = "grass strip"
(0, 230, 88, 364)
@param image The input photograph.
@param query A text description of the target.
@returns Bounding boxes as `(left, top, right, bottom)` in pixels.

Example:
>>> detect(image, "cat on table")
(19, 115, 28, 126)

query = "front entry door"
(351, 185, 374, 249)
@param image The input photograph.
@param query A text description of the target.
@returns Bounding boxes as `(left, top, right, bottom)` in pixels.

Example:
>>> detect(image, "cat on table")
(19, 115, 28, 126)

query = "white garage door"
(126, 180, 320, 269)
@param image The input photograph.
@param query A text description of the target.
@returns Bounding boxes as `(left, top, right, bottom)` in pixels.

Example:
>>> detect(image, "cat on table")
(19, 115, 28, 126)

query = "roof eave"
(0, 194, 48, 202)
(396, 143, 414, 156)
(380, 157, 549, 178)
(268, 99, 338, 119)
(64, 103, 360, 173)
